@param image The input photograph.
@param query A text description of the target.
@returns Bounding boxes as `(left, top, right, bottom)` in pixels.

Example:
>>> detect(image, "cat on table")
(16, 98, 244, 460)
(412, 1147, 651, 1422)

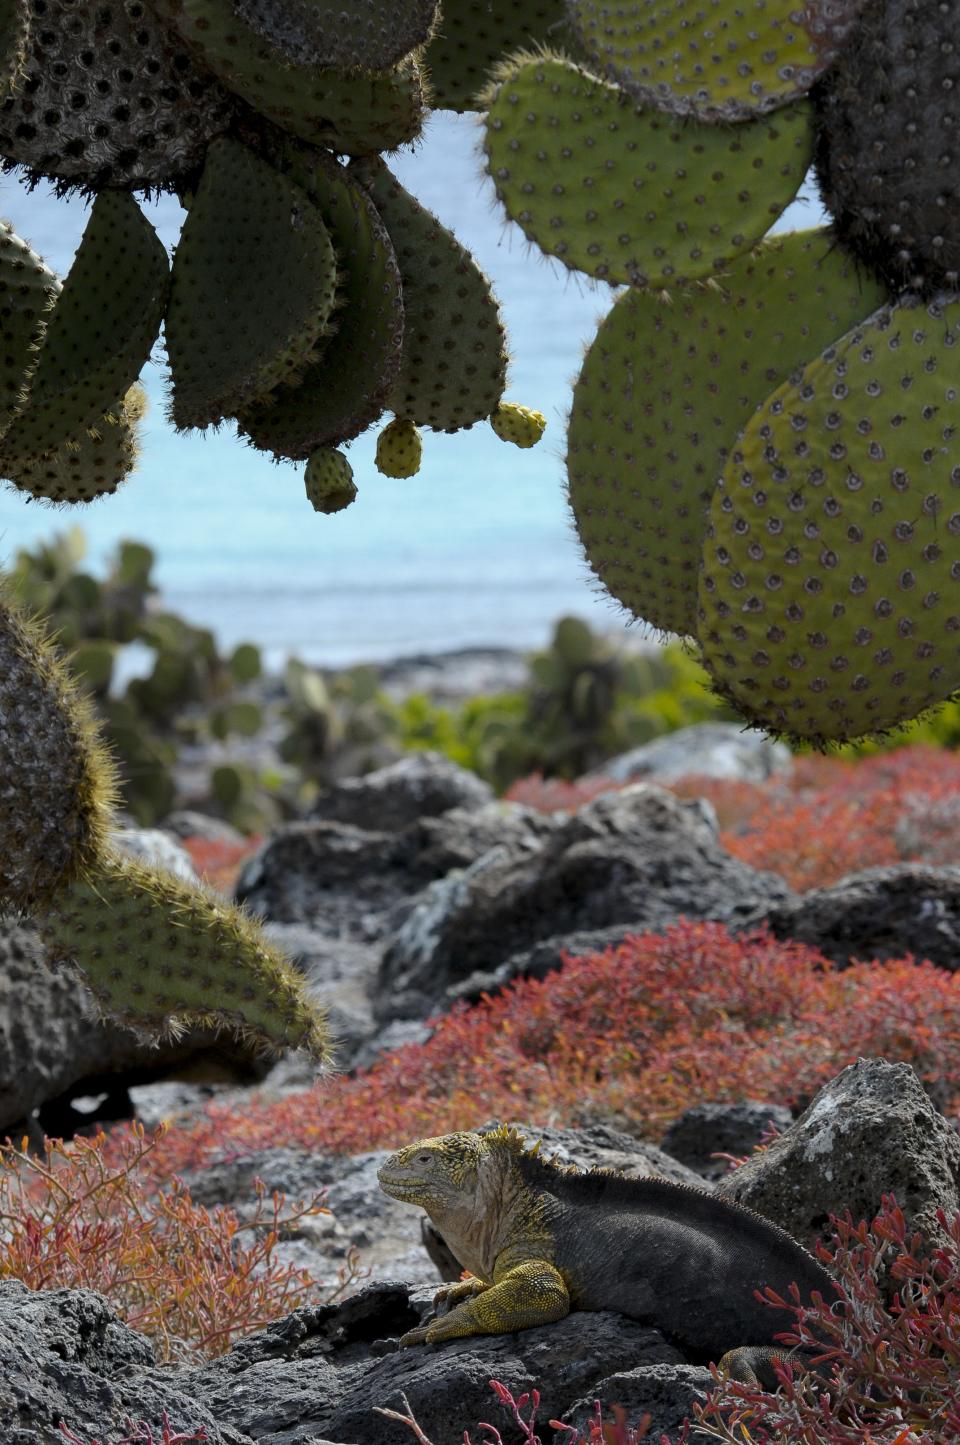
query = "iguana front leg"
(399, 1259, 569, 1346)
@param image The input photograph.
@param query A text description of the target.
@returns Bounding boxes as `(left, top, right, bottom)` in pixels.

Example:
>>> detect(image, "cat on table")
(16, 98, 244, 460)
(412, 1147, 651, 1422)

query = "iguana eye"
(416, 1153, 433, 1166)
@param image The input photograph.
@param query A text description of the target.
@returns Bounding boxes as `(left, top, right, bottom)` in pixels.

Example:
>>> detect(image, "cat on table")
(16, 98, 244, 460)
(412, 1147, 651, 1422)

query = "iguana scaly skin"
(378, 1127, 836, 1385)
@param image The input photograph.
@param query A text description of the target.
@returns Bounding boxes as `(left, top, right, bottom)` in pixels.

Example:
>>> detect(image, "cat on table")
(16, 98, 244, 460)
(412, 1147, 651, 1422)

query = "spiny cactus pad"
(352, 157, 509, 431)
(568, 0, 865, 119)
(0, 591, 117, 909)
(491, 401, 547, 448)
(233, 0, 439, 70)
(2, 384, 146, 504)
(813, 0, 960, 295)
(697, 297, 960, 745)
(238, 147, 403, 460)
(166, 139, 338, 431)
(483, 55, 813, 286)
(304, 447, 357, 513)
(37, 851, 330, 1058)
(567, 228, 888, 637)
(425, 0, 571, 110)
(0, 0, 237, 190)
(376, 417, 422, 477)
(151, 0, 426, 153)
(0, 192, 167, 463)
(0, 0, 29, 104)
(0, 219, 59, 439)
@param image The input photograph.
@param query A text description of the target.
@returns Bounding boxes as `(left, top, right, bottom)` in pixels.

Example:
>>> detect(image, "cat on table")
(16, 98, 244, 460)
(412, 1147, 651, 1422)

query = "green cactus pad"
(0, 220, 59, 439)
(2, 383, 146, 504)
(0, 0, 236, 190)
(304, 447, 357, 513)
(0, 590, 117, 910)
(567, 228, 888, 637)
(238, 148, 403, 460)
(697, 296, 960, 745)
(166, 139, 338, 431)
(37, 850, 330, 1058)
(376, 417, 422, 476)
(151, 0, 426, 153)
(0, 0, 29, 103)
(0, 193, 166, 463)
(568, 0, 865, 120)
(483, 55, 813, 287)
(425, 0, 571, 111)
(233, 0, 438, 70)
(352, 157, 509, 430)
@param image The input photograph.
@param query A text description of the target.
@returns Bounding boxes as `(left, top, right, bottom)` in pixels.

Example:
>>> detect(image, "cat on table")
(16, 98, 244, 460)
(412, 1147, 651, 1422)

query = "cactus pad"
(0, 0, 236, 190)
(233, 0, 439, 70)
(0, 591, 117, 909)
(3, 384, 146, 504)
(491, 401, 547, 448)
(352, 158, 509, 431)
(813, 0, 960, 296)
(0, 220, 59, 439)
(151, 0, 426, 153)
(568, 0, 865, 119)
(37, 850, 330, 1058)
(425, 0, 571, 110)
(0, 192, 167, 463)
(567, 228, 888, 636)
(0, 0, 29, 104)
(166, 139, 338, 431)
(376, 417, 422, 476)
(304, 447, 357, 513)
(483, 55, 813, 286)
(697, 296, 960, 745)
(238, 148, 403, 460)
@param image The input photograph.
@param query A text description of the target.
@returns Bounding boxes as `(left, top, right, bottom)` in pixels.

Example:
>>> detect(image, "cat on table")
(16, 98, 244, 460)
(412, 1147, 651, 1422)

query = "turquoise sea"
(0, 114, 825, 668)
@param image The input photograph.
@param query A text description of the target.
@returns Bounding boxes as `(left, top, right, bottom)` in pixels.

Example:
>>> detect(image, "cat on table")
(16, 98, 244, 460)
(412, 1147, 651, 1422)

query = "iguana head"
(377, 1131, 484, 1212)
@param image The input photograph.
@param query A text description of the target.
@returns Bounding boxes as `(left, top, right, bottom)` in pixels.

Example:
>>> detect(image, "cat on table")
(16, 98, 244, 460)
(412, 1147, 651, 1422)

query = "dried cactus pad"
(568, 0, 865, 119)
(238, 148, 403, 461)
(697, 296, 960, 745)
(2, 383, 146, 505)
(0, 591, 117, 910)
(483, 55, 813, 286)
(567, 228, 887, 637)
(166, 139, 338, 431)
(425, 0, 571, 110)
(38, 850, 330, 1059)
(0, 220, 59, 439)
(0, 0, 236, 190)
(233, 0, 439, 70)
(0, 192, 167, 464)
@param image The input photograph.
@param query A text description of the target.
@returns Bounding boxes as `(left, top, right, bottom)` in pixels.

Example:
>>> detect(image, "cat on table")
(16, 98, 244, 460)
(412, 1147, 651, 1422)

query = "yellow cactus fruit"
(490, 401, 546, 449)
(304, 447, 357, 514)
(375, 417, 422, 478)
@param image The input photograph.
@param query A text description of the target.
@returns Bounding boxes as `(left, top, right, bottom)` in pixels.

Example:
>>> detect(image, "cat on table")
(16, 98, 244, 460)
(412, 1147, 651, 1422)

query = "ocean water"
(0, 113, 825, 668)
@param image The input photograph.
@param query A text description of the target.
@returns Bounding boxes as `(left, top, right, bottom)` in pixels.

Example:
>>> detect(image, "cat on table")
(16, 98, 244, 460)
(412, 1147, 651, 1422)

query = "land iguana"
(377, 1126, 836, 1386)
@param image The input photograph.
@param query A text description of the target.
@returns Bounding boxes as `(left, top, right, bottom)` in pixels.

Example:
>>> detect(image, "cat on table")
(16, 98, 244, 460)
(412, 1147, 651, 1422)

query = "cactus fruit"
(483, 54, 813, 287)
(0, 0, 237, 191)
(490, 401, 547, 448)
(697, 296, 960, 746)
(233, 0, 439, 70)
(37, 850, 330, 1059)
(0, 590, 117, 910)
(567, 0, 866, 120)
(304, 447, 357, 513)
(567, 229, 887, 636)
(425, 0, 571, 110)
(150, 0, 426, 154)
(351, 158, 509, 432)
(0, 219, 59, 439)
(376, 417, 422, 477)
(0, 193, 166, 464)
(238, 147, 404, 460)
(166, 139, 339, 431)
(3, 383, 146, 504)
(813, 0, 960, 296)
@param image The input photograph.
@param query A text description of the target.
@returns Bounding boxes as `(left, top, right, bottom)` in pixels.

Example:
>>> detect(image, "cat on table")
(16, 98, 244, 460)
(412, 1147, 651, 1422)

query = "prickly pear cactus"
(304, 447, 357, 513)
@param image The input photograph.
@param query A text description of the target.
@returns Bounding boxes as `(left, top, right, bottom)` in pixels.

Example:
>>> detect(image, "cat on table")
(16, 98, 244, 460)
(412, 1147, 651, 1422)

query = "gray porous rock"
(109, 826, 198, 881)
(162, 810, 247, 845)
(310, 751, 494, 832)
(590, 721, 792, 785)
(715, 1057, 960, 1255)
(660, 1101, 795, 1182)
(752, 864, 960, 969)
(559, 1363, 715, 1441)
(377, 784, 796, 1018)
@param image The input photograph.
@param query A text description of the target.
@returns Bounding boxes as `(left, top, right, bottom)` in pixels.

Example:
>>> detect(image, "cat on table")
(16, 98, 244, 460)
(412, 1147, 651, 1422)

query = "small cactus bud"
(490, 401, 546, 449)
(376, 416, 422, 477)
(304, 447, 357, 514)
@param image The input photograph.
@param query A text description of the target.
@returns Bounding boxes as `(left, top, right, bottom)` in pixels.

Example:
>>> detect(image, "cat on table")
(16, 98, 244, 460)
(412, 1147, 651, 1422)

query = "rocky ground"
(2, 725, 960, 1442)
